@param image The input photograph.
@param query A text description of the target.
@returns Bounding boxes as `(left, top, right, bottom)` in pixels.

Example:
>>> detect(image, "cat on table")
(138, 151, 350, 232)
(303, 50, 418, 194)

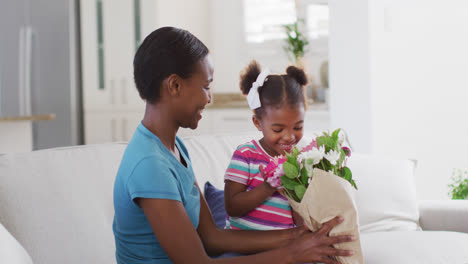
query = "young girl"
(224, 60, 308, 230)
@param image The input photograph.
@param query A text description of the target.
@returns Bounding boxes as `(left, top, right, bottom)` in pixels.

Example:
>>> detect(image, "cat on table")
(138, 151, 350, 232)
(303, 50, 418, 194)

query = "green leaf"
(287, 155, 300, 171)
(300, 167, 309, 185)
(332, 128, 340, 142)
(316, 136, 332, 152)
(317, 157, 332, 172)
(331, 129, 340, 150)
(295, 185, 307, 201)
(340, 167, 357, 190)
(337, 149, 346, 167)
(280, 176, 300, 190)
(292, 147, 300, 157)
(343, 167, 352, 181)
(283, 162, 299, 179)
(350, 179, 358, 190)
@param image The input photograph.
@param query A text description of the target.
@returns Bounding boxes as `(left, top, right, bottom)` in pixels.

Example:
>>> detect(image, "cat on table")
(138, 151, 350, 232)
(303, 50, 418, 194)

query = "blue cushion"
(204, 182, 226, 228)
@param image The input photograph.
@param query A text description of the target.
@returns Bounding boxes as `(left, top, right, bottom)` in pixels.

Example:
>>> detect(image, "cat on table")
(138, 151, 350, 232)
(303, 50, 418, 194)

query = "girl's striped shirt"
(224, 140, 294, 230)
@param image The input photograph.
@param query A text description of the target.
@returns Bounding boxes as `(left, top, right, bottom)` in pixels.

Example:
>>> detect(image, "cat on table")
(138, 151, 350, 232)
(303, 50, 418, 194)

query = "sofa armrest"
(419, 200, 468, 233)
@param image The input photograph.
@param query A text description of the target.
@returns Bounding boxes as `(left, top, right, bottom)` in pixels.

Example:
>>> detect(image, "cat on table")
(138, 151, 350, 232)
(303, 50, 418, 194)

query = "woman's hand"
(287, 216, 355, 264)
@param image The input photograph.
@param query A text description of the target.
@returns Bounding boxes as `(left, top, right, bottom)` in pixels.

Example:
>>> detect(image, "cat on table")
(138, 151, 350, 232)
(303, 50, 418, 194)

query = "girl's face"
(253, 104, 305, 156)
(176, 55, 214, 129)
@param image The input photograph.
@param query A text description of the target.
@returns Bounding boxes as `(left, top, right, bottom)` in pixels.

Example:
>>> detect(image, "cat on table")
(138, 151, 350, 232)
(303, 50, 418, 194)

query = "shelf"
(0, 114, 56, 122)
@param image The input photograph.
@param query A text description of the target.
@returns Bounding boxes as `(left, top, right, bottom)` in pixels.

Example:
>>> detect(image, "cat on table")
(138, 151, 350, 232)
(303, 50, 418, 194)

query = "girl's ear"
(252, 115, 263, 132)
(166, 74, 182, 97)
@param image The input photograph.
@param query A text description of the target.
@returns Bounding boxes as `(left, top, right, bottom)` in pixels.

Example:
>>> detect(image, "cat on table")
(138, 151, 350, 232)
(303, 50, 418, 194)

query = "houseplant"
(283, 20, 309, 67)
(283, 20, 314, 99)
(448, 168, 468, 199)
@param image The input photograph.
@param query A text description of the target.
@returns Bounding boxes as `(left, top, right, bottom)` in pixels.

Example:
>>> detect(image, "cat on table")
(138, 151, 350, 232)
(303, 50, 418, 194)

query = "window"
(242, 0, 330, 100)
(306, 4, 329, 39)
(243, 0, 297, 43)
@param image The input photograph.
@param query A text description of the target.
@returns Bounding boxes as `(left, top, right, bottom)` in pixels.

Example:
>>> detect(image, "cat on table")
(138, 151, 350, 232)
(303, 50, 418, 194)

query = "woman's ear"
(166, 74, 182, 97)
(252, 115, 263, 132)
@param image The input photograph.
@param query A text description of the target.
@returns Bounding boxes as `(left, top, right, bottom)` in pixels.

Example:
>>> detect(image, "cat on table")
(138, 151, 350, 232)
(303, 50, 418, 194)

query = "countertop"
(0, 114, 56, 122)
(207, 93, 328, 110)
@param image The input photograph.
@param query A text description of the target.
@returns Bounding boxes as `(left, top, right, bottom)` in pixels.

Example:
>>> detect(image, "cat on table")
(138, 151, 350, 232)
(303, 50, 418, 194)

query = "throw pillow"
(347, 153, 421, 233)
(204, 181, 226, 229)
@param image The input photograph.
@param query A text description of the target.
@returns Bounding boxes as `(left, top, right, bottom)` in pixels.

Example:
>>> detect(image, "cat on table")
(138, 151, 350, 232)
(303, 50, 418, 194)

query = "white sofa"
(1, 132, 468, 264)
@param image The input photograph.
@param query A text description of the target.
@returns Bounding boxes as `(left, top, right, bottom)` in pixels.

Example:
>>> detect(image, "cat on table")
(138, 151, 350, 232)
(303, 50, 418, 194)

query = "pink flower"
(301, 139, 318, 152)
(266, 173, 283, 188)
(342, 146, 351, 157)
(262, 156, 286, 188)
(262, 156, 286, 178)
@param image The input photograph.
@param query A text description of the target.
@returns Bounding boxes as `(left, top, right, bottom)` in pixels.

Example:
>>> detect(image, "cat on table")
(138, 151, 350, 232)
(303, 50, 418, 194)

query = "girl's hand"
(259, 164, 279, 190)
(258, 164, 268, 181)
(288, 216, 355, 264)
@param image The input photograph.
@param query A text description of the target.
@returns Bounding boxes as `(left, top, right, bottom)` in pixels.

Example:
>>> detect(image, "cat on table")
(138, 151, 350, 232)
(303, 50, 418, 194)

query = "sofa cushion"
(361, 231, 468, 263)
(0, 143, 126, 264)
(204, 182, 226, 228)
(182, 132, 313, 190)
(347, 153, 420, 233)
(182, 133, 262, 190)
(0, 223, 33, 264)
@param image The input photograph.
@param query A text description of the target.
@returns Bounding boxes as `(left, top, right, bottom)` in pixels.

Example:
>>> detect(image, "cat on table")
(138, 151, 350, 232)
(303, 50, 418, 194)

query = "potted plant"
(448, 168, 468, 199)
(283, 20, 313, 99)
(283, 20, 309, 68)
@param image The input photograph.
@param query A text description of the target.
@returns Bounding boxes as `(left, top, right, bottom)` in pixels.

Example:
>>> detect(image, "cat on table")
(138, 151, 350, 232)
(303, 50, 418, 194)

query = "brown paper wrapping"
(287, 168, 363, 264)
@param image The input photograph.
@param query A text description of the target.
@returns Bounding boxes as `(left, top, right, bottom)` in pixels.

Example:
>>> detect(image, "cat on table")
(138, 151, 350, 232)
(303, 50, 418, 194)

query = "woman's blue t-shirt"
(113, 123, 200, 264)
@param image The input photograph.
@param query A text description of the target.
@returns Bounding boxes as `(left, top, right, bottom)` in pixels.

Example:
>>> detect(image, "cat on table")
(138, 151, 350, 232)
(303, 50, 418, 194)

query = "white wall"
(329, 0, 372, 153)
(148, 0, 245, 95)
(153, 0, 211, 47)
(330, 0, 468, 199)
(210, 0, 247, 94)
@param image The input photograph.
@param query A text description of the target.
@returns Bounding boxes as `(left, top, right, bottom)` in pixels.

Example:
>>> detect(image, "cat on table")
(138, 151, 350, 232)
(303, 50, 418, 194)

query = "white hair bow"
(247, 69, 270, 109)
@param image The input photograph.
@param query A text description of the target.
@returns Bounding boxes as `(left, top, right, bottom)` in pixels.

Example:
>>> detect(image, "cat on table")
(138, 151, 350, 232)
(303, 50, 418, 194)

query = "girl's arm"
(224, 180, 276, 217)
(199, 183, 298, 255)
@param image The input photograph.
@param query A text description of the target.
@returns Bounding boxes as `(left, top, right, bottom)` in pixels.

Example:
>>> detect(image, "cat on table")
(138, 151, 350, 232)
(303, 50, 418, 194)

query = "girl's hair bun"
(240, 60, 262, 95)
(286, 65, 308, 86)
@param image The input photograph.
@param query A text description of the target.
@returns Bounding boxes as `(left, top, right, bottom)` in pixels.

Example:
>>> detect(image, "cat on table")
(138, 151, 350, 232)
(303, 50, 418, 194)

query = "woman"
(112, 26, 354, 264)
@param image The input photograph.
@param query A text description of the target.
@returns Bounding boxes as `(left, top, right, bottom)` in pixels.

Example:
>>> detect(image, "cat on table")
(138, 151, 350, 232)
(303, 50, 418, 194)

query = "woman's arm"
(196, 184, 356, 263)
(224, 180, 276, 217)
(138, 196, 297, 264)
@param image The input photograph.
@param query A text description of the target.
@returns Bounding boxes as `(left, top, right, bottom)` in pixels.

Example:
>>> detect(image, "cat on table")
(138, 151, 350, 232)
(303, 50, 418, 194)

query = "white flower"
(324, 149, 341, 165)
(304, 161, 314, 177)
(298, 146, 325, 177)
(298, 146, 325, 166)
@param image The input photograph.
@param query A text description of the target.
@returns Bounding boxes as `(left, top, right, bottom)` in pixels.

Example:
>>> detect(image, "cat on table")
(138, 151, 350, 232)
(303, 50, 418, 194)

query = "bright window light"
(243, 0, 297, 43)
